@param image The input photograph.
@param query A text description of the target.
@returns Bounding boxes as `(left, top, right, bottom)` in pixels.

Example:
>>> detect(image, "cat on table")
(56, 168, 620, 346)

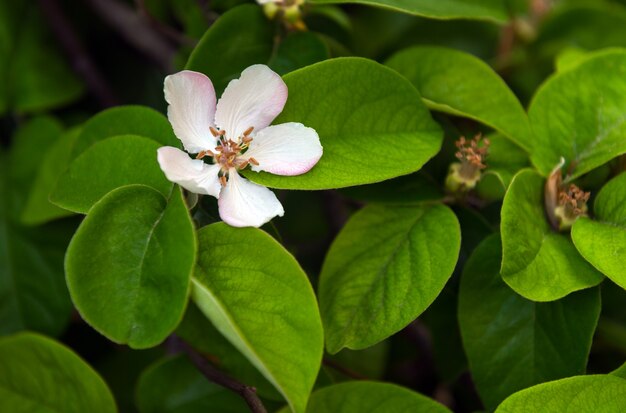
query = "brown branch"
(38, 0, 119, 107)
(175, 337, 268, 413)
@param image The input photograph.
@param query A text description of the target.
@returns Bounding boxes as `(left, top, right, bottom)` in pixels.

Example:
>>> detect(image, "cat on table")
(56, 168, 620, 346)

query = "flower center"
(196, 126, 259, 186)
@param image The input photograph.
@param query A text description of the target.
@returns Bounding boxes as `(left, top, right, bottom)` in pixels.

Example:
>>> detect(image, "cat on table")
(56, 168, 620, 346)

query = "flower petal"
(244, 122, 323, 176)
(215, 65, 287, 140)
(157, 146, 221, 197)
(164, 70, 217, 153)
(218, 170, 284, 227)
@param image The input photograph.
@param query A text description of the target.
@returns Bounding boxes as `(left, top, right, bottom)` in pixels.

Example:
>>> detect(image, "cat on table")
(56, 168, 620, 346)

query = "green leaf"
(269, 32, 330, 75)
(612, 362, 626, 380)
(528, 49, 626, 179)
(186, 5, 274, 94)
(500, 169, 603, 301)
(0, 332, 116, 412)
(65, 185, 196, 349)
(459, 235, 601, 410)
(136, 355, 249, 413)
(245, 58, 443, 190)
(190, 223, 323, 413)
(572, 172, 626, 290)
(339, 172, 443, 205)
(495, 375, 626, 413)
(71, 105, 179, 159)
(319, 204, 460, 353)
(278, 381, 452, 413)
(52, 135, 173, 214)
(386, 46, 532, 150)
(308, 0, 507, 23)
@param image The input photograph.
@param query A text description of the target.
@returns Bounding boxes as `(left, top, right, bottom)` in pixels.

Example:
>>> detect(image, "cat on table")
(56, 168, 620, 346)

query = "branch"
(135, 0, 196, 47)
(38, 0, 119, 107)
(175, 337, 268, 413)
(323, 358, 368, 380)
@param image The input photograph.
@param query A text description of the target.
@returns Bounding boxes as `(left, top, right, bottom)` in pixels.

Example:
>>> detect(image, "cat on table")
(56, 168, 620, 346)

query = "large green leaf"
(190, 224, 323, 413)
(308, 0, 507, 23)
(459, 235, 601, 410)
(386, 46, 532, 150)
(186, 5, 274, 94)
(245, 58, 443, 190)
(278, 381, 452, 413)
(528, 49, 626, 179)
(52, 135, 173, 214)
(500, 169, 603, 301)
(495, 375, 626, 413)
(572, 172, 626, 290)
(65, 185, 196, 349)
(319, 204, 460, 353)
(136, 355, 248, 413)
(0, 332, 116, 412)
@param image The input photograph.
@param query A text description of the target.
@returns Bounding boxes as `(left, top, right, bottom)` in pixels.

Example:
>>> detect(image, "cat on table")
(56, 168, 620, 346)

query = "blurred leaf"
(495, 375, 626, 413)
(319, 204, 460, 353)
(500, 169, 603, 301)
(186, 5, 274, 94)
(65, 185, 195, 349)
(612, 362, 626, 379)
(0, 332, 116, 412)
(52, 135, 173, 214)
(245, 58, 443, 190)
(459, 235, 600, 410)
(386, 46, 532, 151)
(529, 49, 626, 178)
(190, 223, 323, 413)
(308, 0, 507, 23)
(554, 47, 589, 72)
(339, 172, 443, 204)
(277, 381, 452, 413)
(327, 342, 389, 381)
(572, 172, 626, 290)
(136, 355, 249, 413)
(269, 32, 330, 75)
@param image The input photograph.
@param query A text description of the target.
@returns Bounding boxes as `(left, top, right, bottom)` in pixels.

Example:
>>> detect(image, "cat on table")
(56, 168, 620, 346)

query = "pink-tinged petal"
(165, 70, 217, 153)
(157, 146, 221, 197)
(218, 170, 284, 228)
(244, 122, 323, 176)
(214, 65, 287, 140)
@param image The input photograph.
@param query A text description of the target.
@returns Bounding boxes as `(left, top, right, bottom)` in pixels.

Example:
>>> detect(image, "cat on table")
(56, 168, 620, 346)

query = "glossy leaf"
(136, 355, 248, 413)
(572, 172, 626, 290)
(52, 135, 173, 214)
(529, 49, 626, 178)
(500, 170, 603, 301)
(308, 0, 507, 23)
(386, 46, 532, 150)
(186, 5, 274, 94)
(495, 375, 626, 413)
(0, 332, 116, 412)
(278, 381, 452, 413)
(319, 204, 460, 353)
(66, 185, 195, 349)
(459, 235, 601, 410)
(245, 58, 443, 190)
(191, 223, 323, 413)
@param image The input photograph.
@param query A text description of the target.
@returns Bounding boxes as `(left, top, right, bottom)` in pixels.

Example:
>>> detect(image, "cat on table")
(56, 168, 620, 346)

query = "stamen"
(196, 151, 206, 159)
(248, 157, 259, 166)
(219, 175, 227, 187)
(242, 136, 253, 144)
(210, 127, 220, 137)
(243, 126, 254, 136)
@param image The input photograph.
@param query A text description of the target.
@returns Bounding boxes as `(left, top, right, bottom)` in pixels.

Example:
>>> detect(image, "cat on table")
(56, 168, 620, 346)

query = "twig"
(175, 337, 268, 413)
(323, 358, 368, 380)
(38, 0, 119, 107)
(135, 0, 196, 46)
(84, 0, 176, 71)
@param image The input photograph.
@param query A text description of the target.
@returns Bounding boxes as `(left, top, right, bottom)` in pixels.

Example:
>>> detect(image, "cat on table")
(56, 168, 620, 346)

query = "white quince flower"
(157, 65, 322, 228)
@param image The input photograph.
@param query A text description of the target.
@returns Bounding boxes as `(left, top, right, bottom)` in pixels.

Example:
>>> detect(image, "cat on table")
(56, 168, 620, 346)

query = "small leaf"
(186, 5, 274, 94)
(136, 355, 249, 413)
(572, 172, 626, 290)
(278, 381, 452, 413)
(0, 332, 116, 412)
(308, 0, 507, 23)
(386, 46, 532, 150)
(459, 235, 601, 410)
(245, 58, 443, 190)
(495, 375, 626, 413)
(65, 185, 196, 349)
(529, 49, 626, 178)
(319, 204, 460, 353)
(191, 223, 323, 413)
(500, 169, 603, 301)
(52, 135, 173, 214)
